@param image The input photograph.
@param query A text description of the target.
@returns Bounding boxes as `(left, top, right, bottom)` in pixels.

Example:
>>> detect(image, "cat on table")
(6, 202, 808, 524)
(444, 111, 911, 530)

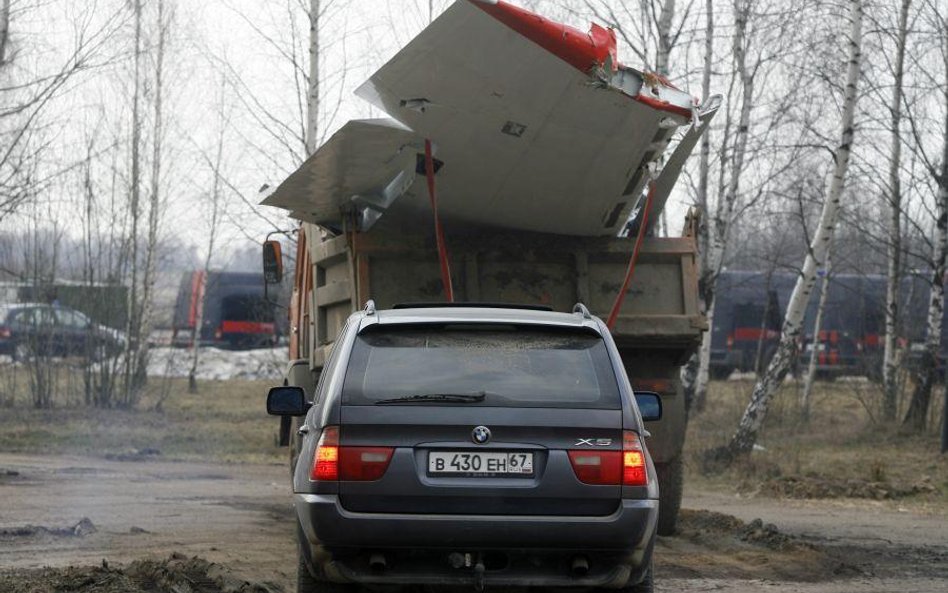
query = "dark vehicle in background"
(0, 303, 124, 361)
(172, 271, 279, 349)
(709, 271, 785, 379)
(902, 274, 948, 378)
(268, 303, 662, 592)
(799, 274, 886, 381)
(710, 271, 945, 381)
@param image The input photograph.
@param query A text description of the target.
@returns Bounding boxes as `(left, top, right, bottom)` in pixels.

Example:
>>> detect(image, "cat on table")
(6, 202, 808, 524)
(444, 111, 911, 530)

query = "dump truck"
(262, 0, 716, 538)
(265, 213, 704, 536)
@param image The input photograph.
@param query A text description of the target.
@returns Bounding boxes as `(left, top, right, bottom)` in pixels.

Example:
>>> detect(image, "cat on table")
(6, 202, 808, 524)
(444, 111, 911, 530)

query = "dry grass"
(1, 362, 945, 504)
(0, 373, 286, 464)
(684, 377, 948, 508)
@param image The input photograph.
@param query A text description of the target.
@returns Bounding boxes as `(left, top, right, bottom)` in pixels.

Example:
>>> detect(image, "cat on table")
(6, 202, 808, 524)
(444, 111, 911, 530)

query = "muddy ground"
(0, 453, 945, 593)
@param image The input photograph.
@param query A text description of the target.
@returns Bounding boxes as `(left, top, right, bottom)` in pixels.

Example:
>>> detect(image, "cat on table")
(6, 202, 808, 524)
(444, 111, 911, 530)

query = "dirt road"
(1, 453, 945, 592)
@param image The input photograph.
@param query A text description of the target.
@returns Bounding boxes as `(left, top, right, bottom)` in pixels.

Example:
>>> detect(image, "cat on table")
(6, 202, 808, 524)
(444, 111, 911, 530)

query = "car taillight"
(622, 431, 648, 486)
(726, 334, 734, 350)
(568, 431, 648, 486)
(339, 447, 394, 481)
(311, 426, 340, 481)
(568, 450, 621, 485)
(309, 426, 393, 482)
(0, 326, 10, 338)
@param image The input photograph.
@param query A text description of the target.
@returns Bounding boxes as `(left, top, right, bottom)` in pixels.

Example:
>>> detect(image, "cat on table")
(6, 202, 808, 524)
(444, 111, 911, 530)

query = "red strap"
(424, 139, 454, 302)
(606, 181, 656, 330)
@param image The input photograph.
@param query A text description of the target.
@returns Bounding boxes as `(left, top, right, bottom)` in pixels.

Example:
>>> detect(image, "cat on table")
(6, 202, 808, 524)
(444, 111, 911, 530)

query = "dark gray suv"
(267, 303, 662, 592)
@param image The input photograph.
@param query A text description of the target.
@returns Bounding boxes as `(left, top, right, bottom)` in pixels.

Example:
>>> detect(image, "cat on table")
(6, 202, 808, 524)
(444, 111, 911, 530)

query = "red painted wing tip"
(470, 0, 616, 74)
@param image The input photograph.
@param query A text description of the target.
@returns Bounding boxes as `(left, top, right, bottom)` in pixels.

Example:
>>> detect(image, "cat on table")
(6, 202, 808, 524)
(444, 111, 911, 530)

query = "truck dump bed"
(301, 226, 705, 370)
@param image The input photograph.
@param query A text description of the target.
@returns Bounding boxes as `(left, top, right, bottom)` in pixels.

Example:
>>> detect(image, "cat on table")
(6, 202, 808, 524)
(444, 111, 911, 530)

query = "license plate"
(428, 451, 534, 476)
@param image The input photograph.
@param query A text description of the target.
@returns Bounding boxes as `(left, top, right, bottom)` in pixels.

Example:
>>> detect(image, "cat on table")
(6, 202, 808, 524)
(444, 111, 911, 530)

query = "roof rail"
(572, 303, 592, 319)
(364, 299, 377, 315)
(392, 302, 554, 312)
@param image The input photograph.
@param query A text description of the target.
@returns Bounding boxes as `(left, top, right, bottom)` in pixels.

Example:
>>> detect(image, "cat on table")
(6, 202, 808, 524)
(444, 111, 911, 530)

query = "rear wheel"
(655, 455, 683, 536)
(297, 548, 320, 593)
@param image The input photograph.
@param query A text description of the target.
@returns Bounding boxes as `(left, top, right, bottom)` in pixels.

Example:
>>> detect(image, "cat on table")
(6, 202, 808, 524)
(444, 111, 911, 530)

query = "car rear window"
(342, 324, 621, 409)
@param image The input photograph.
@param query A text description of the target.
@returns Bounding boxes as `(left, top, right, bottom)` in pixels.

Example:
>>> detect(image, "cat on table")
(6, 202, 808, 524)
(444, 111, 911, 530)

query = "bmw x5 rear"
(268, 305, 661, 592)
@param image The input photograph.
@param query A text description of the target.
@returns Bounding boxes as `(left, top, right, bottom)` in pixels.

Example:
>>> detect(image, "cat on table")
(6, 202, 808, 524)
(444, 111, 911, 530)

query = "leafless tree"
(800, 249, 833, 422)
(189, 78, 230, 393)
(902, 0, 948, 433)
(708, 0, 863, 465)
(881, 0, 913, 421)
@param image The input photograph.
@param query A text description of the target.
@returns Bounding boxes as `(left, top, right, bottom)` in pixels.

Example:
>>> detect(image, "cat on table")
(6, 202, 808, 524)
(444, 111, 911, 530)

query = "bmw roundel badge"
(471, 425, 491, 444)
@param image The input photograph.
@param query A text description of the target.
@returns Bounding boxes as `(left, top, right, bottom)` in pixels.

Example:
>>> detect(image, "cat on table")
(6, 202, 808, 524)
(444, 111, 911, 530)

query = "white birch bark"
(122, 0, 144, 407)
(716, 0, 862, 461)
(682, 0, 715, 412)
(135, 0, 168, 392)
(189, 88, 226, 393)
(656, 0, 675, 236)
(800, 251, 832, 422)
(903, 128, 948, 431)
(883, 0, 912, 421)
(0, 0, 9, 67)
(306, 0, 320, 157)
(692, 0, 753, 412)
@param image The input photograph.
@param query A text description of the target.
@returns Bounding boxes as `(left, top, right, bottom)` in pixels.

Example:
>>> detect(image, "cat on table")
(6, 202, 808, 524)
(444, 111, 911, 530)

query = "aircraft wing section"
(640, 95, 723, 235)
(262, 119, 423, 231)
(354, 0, 699, 236)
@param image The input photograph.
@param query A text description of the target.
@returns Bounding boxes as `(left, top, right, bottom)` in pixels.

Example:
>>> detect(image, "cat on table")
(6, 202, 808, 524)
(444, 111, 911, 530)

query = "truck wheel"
(656, 455, 683, 536)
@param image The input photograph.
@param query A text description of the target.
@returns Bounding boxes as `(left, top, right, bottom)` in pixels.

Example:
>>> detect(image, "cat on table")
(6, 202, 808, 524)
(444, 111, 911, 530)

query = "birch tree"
(882, 0, 913, 421)
(681, 0, 713, 411)
(800, 253, 832, 422)
(708, 0, 863, 464)
(0, 0, 9, 68)
(902, 0, 948, 432)
(121, 0, 145, 407)
(690, 0, 757, 412)
(133, 0, 171, 390)
(189, 80, 229, 394)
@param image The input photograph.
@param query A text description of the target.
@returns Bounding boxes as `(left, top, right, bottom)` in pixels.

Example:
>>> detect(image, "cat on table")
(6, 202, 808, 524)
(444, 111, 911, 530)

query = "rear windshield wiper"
(374, 392, 487, 405)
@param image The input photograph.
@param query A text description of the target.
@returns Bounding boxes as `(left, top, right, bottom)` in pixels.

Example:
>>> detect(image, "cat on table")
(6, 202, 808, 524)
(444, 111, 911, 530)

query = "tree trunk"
(189, 80, 227, 394)
(122, 0, 144, 408)
(801, 257, 833, 423)
(903, 159, 947, 431)
(709, 0, 862, 465)
(682, 0, 714, 413)
(135, 0, 168, 393)
(306, 0, 320, 157)
(0, 0, 10, 67)
(694, 0, 753, 413)
(883, 0, 912, 421)
(655, 0, 675, 236)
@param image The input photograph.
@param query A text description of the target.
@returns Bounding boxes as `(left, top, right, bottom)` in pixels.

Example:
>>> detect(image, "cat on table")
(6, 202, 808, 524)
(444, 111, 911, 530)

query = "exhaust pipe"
(571, 555, 589, 577)
(369, 553, 387, 572)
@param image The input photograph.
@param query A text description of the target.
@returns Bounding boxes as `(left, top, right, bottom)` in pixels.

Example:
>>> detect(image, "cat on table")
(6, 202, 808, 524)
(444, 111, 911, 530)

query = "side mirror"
(634, 391, 662, 422)
(266, 386, 310, 416)
(263, 240, 283, 284)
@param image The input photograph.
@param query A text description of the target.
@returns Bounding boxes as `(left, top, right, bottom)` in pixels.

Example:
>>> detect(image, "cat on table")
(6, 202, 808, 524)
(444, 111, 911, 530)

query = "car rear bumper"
(296, 493, 657, 587)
